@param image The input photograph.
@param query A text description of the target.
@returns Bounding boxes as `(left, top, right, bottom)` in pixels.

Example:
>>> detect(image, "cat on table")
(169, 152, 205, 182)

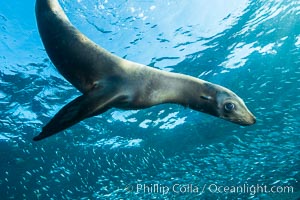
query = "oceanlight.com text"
(128, 183, 294, 196)
(207, 184, 293, 195)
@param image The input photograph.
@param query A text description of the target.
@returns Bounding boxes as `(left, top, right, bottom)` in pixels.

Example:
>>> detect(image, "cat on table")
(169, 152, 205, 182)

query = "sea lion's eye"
(224, 102, 235, 112)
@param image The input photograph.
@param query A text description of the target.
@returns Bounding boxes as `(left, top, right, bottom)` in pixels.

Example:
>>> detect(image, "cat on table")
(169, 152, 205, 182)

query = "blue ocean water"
(0, 0, 299, 199)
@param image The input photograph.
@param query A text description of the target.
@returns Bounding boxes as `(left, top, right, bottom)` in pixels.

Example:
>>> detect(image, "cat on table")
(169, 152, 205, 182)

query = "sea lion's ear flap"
(200, 95, 212, 100)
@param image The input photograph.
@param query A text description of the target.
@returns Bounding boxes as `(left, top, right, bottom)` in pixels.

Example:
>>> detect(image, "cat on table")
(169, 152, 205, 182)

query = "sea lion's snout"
(222, 108, 256, 126)
(236, 112, 256, 126)
(221, 110, 256, 126)
(244, 113, 256, 125)
(252, 116, 256, 124)
(248, 114, 256, 125)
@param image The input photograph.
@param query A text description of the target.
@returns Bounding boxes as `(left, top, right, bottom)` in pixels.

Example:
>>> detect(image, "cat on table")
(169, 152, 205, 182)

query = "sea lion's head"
(189, 82, 256, 126)
(215, 89, 256, 126)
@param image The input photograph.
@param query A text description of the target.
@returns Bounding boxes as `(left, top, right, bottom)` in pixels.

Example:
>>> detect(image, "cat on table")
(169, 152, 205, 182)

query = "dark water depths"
(0, 0, 299, 199)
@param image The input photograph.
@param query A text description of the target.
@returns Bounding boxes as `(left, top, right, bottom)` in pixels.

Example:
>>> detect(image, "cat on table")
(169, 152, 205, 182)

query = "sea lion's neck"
(145, 70, 214, 109)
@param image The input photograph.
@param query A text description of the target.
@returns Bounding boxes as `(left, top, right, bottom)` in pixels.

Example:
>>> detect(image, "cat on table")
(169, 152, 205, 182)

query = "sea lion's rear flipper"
(33, 91, 118, 141)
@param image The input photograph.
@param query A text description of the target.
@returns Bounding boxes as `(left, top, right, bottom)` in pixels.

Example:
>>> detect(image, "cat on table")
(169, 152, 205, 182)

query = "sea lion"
(33, 0, 256, 141)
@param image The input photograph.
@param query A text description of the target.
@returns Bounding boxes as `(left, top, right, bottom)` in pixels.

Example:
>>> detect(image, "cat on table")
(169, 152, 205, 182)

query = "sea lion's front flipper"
(33, 91, 118, 141)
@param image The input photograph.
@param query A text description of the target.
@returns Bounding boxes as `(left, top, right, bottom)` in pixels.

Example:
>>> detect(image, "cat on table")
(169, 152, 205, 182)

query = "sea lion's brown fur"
(33, 0, 255, 141)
